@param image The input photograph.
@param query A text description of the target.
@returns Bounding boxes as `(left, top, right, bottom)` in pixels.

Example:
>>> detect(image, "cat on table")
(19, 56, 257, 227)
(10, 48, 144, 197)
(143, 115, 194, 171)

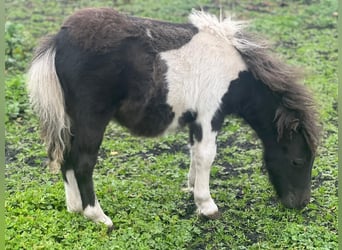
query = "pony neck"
(221, 71, 280, 147)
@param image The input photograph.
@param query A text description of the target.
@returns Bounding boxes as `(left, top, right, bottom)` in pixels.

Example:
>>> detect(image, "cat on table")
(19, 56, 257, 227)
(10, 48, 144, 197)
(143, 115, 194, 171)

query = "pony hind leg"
(62, 166, 83, 213)
(62, 114, 113, 229)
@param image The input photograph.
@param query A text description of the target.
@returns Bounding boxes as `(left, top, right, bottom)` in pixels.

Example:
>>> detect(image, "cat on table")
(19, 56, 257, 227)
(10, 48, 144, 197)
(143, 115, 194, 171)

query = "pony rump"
(27, 35, 71, 173)
(233, 31, 321, 154)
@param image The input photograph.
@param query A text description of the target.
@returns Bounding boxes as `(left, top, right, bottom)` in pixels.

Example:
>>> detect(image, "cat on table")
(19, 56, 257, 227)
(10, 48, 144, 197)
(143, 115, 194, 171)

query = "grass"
(5, 0, 338, 249)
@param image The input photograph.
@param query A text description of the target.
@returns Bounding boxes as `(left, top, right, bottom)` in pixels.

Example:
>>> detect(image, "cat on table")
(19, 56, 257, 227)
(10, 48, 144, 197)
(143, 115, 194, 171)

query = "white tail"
(27, 39, 71, 173)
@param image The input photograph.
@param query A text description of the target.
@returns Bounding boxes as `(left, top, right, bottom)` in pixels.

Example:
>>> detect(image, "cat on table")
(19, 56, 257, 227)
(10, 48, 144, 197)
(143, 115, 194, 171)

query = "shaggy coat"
(28, 8, 320, 230)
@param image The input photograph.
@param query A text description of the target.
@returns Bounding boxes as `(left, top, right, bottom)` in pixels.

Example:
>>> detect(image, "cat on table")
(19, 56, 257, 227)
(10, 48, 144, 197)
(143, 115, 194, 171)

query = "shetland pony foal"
(28, 8, 320, 230)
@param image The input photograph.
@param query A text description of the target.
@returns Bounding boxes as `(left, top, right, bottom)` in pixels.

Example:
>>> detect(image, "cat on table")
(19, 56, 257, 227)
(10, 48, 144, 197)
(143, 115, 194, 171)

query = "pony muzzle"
(280, 189, 311, 210)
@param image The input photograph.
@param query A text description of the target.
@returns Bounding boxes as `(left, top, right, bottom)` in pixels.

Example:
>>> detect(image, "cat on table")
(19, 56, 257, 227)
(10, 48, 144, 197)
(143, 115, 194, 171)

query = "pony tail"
(27, 36, 71, 173)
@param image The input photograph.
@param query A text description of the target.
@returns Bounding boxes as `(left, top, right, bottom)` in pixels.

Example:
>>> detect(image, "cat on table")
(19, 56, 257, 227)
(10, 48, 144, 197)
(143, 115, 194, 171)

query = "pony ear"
(289, 118, 300, 132)
(275, 107, 301, 140)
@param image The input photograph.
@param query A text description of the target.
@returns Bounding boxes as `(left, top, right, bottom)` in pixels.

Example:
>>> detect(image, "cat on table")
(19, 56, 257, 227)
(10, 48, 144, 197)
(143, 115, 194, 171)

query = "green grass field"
(5, 0, 338, 249)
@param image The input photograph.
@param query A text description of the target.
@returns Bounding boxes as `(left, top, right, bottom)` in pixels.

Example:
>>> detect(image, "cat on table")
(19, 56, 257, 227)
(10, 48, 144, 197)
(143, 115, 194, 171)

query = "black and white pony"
(28, 8, 320, 231)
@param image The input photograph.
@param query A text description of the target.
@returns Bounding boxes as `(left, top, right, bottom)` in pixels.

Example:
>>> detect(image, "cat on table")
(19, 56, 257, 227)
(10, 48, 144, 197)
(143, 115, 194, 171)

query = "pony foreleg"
(186, 150, 197, 192)
(191, 130, 219, 218)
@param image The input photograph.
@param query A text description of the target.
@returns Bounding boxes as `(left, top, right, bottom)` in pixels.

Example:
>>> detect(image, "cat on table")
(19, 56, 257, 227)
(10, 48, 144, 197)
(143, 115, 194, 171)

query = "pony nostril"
(281, 192, 310, 209)
(292, 158, 305, 167)
(296, 197, 310, 209)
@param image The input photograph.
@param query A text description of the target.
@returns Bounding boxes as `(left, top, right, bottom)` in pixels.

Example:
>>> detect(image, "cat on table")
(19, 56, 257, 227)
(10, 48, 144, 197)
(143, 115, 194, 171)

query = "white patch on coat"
(64, 170, 83, 212)
(161, 11, 248, 216)
(83, 200, 113, 228)
(161, 27, 247, 131)
(146, 28, 153, 39)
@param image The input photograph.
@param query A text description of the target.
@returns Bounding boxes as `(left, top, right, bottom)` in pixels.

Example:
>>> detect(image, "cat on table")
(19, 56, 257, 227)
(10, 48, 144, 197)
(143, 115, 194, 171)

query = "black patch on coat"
(178, 110, 202, 145)
(129, 16, 199, 52)
(212, 71, 281, 143)
(178, 110, 197, 127)
(55, 8, 199, 137)
(62, 8, 198, 53)
(112, 51, 175, 137)
(189, 123, 203, 145)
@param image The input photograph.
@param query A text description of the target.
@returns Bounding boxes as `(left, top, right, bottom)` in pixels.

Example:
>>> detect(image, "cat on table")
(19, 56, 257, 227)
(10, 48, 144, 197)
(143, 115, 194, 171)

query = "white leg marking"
(64, 170, 83, 213)
(192, 127, 219, 217)
(83, 200, 113, 228)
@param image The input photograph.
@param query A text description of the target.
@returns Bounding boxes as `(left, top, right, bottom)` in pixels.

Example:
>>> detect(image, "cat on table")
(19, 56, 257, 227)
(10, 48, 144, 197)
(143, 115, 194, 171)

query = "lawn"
(5, 0, 338, 249)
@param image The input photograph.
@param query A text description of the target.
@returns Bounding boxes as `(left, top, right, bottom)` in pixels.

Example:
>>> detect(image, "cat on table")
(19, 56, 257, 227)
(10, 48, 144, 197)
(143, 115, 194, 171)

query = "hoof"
(107, 225, 115, 234)
(197, 207, 221, 220)
(83, 202, 113, 229)
(196, 198, 219, 219)
(202, 210, 221, 220)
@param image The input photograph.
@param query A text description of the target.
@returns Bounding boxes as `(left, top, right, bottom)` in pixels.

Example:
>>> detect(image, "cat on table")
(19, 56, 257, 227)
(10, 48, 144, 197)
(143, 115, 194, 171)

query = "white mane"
(188, 10, 263, 51)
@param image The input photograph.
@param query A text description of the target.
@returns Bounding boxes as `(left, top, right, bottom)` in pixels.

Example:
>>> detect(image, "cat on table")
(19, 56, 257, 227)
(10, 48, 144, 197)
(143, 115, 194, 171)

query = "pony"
(27, 8, 320, 231)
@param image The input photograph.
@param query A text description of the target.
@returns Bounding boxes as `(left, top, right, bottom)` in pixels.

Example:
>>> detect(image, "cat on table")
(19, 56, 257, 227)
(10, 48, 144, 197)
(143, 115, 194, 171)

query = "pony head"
(264, 126, 315, 209)
(231, 23, 321, 210)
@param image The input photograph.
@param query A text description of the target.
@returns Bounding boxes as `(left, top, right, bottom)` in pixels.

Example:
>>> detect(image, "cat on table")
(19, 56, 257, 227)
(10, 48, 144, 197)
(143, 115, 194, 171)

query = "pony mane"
(189, 10, 321, 154)
(189, 10, 262, 50)
(189, 10, 245, 41)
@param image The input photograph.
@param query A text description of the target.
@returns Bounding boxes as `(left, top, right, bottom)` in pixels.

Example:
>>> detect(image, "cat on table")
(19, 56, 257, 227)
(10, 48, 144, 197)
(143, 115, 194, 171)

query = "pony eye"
(292, 158, 305, 167)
